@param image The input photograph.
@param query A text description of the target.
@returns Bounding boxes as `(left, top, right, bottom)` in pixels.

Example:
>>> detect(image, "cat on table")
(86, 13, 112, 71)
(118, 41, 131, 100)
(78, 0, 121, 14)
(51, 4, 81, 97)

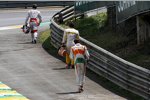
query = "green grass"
(39, 30, 51, 43)
(73, 12, 150, 70)
(75, 13, 107, 37)
(38, 29, 65, 61)
(73, 13, 129, 51)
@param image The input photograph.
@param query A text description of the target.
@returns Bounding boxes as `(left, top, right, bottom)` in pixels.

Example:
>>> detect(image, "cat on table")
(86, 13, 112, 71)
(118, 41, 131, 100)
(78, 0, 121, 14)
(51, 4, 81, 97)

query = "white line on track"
(0, 22, 50, 31)
(0, 25, 22, 31)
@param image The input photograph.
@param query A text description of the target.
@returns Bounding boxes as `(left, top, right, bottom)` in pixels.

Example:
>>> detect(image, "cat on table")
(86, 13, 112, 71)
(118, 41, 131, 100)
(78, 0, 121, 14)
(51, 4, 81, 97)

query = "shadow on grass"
(41, 37, 145, 100)
(41, 36, 65, 63)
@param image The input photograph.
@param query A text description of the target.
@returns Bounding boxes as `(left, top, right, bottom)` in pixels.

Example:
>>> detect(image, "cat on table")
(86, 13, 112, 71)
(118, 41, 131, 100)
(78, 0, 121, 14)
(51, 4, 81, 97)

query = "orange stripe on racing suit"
(72, 45, 86, 64)
(72, 48, 85, 57)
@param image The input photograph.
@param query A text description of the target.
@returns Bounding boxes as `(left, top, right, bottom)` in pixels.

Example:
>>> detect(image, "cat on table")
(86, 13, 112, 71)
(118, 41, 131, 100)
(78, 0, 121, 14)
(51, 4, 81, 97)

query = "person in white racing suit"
(62, 22, 79, 68)
(25, 4, 42, 44)
(70, 39, 90, 93)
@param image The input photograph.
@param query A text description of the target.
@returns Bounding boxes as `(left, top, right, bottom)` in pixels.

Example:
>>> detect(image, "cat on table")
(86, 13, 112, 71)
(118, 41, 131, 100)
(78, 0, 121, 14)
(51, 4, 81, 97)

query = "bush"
(74, 12, 107, 37)
(73, 12, 150, 70)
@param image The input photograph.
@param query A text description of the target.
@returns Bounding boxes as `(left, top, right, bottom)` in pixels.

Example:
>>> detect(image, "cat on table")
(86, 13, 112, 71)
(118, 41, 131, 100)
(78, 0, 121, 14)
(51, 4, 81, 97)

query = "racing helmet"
(22, 25, 30, 34)
(58, 47, 66, 57)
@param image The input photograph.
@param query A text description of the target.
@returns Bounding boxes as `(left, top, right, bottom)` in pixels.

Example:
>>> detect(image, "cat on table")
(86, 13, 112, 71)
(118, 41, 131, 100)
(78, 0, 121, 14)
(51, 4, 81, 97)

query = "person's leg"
(79, 85, 83, 93)
(75, 63, 83, 92)
(30, 23, 34, 43)
(80, 63, 86, 86)
(33, 30, 37, 43)
(75, 64, 80, 85)
(70, 59, 74, 69)
(66, 45, 75, 68)
(77, 63, 85, 93)
(31, 33, 34, 43)
(32, 23, 38, 44)
(65, 53, 70, 68)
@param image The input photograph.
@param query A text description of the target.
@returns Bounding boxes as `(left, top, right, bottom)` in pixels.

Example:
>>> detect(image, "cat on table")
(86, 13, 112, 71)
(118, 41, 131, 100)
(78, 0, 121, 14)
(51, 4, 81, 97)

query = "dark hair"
(68, 21, 74, 28)
(74, 39, 80, 44)
(32, 4, 37, 9)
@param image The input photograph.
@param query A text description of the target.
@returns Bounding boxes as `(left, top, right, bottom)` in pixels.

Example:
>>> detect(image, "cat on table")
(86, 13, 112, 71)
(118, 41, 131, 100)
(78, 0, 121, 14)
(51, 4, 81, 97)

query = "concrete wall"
(137, 15, 150, 44)
(107, 6, 116, 31)
(0, 1, 74, 8)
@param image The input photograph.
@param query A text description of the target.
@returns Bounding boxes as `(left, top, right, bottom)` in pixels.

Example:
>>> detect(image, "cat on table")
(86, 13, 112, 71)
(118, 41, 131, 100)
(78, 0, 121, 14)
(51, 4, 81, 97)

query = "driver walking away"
(25, 4, 42, 44)
(70, 39, 90, 93)
(62, 22, 80, 68)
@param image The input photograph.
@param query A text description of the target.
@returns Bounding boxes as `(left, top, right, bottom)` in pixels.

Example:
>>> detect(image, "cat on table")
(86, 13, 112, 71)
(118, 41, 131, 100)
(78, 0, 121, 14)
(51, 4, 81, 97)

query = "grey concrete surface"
(0, 8, 127, 100)
(0, 7, 63, 27)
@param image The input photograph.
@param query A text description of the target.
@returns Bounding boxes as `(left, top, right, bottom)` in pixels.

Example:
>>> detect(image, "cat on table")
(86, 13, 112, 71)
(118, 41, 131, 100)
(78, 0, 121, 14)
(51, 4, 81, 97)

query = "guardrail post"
(126, 65, 130, 90)
(107, 6, 116, 31)
(148, 72, 150, 100)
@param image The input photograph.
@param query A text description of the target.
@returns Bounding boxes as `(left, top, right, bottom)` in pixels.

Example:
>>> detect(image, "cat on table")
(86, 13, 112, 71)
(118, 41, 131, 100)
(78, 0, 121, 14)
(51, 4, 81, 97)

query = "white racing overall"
(62, 28, 79, 66)
(70, 43, 90, 87)
(25, 9, 42, 42)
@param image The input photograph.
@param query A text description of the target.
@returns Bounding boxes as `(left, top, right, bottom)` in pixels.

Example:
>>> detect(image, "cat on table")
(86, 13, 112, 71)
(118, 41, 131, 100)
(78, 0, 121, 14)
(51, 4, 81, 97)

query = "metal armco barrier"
(50, 6, 150, 100)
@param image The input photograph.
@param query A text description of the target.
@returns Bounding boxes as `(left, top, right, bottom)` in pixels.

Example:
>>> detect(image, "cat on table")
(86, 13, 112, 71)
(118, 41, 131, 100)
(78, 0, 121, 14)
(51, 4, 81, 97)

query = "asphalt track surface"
(0, 7, 127, 100)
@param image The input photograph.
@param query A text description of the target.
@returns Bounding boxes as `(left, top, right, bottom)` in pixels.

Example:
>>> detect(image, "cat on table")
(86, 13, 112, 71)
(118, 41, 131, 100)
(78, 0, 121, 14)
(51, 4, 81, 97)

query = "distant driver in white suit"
(25, 4, 42, 44)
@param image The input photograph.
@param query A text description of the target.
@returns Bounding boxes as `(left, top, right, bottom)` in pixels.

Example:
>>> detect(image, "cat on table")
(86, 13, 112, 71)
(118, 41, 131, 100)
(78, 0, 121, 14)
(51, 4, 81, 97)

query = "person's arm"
(76, 30, 80, 40)
(84, 46, 90, 60)
(70, 48, 74, 60)
(38, 11, 42, 26)
(62, 30, 67, 46)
